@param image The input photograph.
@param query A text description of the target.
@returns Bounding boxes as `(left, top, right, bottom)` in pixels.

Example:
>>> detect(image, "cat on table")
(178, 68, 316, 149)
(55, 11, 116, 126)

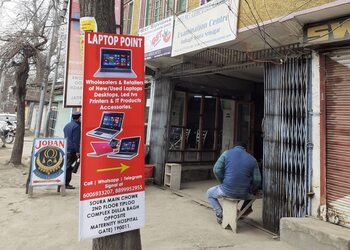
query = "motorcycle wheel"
(5, 134, 14, 144)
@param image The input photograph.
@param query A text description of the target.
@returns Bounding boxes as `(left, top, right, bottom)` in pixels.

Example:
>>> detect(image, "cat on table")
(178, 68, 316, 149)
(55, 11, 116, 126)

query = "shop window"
(186, 94, 200, 149)
(169, 92, 185, 150)
(203, 96, 216, 149)
(176, 0, 187, 13)
(154, 0, 162, 22)
(168, 91, 221, 163)
(165, 0, 175, 17)
(123, 1, 134, 34)
(144, 0, 187, 26)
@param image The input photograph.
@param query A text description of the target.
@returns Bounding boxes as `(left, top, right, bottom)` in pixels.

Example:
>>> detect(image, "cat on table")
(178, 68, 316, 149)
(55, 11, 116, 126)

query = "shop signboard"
(30, 138, 67, 187)
(171, 0, 239, 57)
(304, 16, 350, 45)
(80, 32, 145, 240)
(139, 16, 174, 60)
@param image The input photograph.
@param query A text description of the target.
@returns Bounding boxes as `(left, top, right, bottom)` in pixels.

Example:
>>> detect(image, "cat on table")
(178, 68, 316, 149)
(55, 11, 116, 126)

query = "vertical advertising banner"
(30, 138, 67, 186)
(64, 0, 123, 107)
(80, 32, 145, 240)
(64, 0, 82, 107)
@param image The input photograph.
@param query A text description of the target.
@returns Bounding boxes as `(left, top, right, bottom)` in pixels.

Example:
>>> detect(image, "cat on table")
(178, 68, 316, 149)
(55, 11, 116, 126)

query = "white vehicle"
(0, 121, 15, 144)
(0, 113, 16, 124)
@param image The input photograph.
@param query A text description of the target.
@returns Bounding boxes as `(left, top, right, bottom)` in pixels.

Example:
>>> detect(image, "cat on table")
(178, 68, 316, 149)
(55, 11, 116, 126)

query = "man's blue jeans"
(207, 185, 227, 218)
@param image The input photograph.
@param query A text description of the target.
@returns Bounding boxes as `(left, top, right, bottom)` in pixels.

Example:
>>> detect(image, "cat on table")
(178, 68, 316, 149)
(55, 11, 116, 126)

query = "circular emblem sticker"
(34, 146, 65, 179)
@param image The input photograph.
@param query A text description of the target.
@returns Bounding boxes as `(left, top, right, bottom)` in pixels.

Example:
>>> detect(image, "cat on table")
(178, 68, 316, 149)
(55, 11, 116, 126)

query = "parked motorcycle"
(0, 121, 16, 144)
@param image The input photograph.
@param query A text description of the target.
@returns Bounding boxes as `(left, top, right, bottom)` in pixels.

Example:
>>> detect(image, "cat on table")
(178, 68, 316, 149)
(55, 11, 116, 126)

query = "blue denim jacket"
(213, 146, 261, 198)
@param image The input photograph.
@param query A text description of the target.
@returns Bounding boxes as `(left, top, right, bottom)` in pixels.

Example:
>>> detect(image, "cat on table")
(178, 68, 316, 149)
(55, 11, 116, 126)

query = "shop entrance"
(159, 47, 311, 234)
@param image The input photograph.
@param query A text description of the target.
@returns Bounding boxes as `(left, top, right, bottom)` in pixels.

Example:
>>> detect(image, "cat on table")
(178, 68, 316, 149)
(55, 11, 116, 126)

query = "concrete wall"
(54, 103, 71, 138)
(130, 0, 335, 31)
(149, 76, 174, 184)
(170, 91, 185, 126)
(311, 52, 325, 220)
(188, 0, 200, 11)
(131, 0, 141, 35)
(237, 0, 335, 29)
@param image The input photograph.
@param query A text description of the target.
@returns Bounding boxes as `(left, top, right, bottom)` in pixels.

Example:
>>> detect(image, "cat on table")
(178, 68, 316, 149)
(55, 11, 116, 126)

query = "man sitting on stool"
(207, 142, 261, 224)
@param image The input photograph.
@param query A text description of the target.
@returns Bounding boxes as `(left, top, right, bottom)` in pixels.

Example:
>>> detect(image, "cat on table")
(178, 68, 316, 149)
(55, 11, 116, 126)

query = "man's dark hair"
(235, 141, 247, 149)
(72, 111, 81, 120)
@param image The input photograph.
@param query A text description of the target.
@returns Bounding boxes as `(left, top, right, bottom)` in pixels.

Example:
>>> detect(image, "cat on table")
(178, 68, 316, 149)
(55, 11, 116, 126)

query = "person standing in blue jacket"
(207, 142, 261, 224)
(63, 111, 81, 189)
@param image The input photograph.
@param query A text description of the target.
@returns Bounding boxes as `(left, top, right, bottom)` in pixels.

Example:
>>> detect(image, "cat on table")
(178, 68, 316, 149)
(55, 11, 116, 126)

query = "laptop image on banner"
(88, 139, 120, 157)
(94, 48, 137, 78)
(108, 136, 140, 160)
(87, 112, 124, 140)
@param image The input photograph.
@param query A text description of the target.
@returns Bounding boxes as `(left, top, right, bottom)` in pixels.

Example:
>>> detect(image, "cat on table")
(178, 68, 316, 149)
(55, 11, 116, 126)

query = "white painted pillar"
(311, 51, 323, 219)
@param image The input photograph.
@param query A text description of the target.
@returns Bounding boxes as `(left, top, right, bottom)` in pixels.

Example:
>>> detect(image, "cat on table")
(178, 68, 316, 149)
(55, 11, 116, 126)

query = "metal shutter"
(325, 50, 350, 228)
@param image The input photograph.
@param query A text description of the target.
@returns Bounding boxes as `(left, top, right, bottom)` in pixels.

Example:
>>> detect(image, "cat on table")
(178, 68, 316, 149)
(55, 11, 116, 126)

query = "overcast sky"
(0, 0, 51, 34)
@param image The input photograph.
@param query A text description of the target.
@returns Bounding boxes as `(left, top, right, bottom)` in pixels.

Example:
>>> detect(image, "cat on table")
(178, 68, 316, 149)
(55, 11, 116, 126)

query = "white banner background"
(171, 0, 239, 57)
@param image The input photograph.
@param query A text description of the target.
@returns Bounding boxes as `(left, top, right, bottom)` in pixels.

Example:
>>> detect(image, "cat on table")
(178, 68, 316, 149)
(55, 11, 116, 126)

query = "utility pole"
(34, 0, 62, 137)
(44, 40, 62, 137)
(44, 0, 68, 137)
(79, 1, 141, 249)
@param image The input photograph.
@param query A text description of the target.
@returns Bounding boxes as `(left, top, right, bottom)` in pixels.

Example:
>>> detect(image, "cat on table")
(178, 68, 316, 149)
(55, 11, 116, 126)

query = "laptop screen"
(100, 49, 132, 70)
(109, 139, 120, 149)
(119, 137, 140, 154)
(100, 112, 124, 130)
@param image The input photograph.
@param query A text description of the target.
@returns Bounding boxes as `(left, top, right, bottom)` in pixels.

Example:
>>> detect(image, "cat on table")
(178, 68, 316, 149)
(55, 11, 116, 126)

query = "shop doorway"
(168, 92, 222, 163)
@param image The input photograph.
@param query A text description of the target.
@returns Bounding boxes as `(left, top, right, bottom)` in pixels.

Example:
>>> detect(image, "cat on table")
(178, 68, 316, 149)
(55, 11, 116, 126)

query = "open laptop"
(88, 139, 120, 157)
(94, 48, 137, 78)
(107, 136, 140, 160)
(87, 112, 124, 140)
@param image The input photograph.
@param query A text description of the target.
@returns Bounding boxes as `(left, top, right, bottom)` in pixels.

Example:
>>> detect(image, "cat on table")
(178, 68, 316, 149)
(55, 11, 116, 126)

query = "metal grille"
(263, 57, 310, 233)
(325, 50, 350, 228)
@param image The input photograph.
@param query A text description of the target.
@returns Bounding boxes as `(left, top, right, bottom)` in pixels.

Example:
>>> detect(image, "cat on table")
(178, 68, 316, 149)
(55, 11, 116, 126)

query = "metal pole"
(34, 0, 57, 137)
(44, 40, 62, 137)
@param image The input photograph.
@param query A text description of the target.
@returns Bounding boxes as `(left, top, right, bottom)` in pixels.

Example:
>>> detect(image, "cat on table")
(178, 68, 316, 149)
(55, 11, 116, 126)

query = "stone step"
(280, 217, 350, 250)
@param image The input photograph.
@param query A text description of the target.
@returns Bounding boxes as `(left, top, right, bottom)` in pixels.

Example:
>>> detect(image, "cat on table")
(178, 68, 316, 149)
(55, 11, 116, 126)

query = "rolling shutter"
(325, 50, 350, 228)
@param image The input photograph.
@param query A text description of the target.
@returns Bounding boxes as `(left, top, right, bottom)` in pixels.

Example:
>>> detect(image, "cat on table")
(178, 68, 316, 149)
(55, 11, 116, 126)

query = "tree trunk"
(79, 0, 116, 34)
(10, 56, 29, 165)
(79, 1, 142, 249)
(92, 230, 142, 250)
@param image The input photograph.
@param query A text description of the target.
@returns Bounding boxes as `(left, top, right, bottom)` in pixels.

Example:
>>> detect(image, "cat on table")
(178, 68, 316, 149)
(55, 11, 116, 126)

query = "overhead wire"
(224, 1, 285, 64)
(162, 0, 318, 69)
(227, 0, 311, 59)
(243, 0, 286, 59)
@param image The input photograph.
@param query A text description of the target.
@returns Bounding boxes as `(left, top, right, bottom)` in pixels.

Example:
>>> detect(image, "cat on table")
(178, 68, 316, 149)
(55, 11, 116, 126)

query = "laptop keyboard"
(100, 68, 130, 72)
(116, 152, 134, 155)
(100, 69, 117, 72)
(95, 128, 114, 134)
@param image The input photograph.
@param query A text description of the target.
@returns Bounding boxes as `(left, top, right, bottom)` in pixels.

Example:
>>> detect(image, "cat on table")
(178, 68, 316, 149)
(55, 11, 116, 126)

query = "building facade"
(124, 0, 350, 232)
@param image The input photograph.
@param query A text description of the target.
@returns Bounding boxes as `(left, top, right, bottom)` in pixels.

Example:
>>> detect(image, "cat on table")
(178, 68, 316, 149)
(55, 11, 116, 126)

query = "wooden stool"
(221, 196, 259, 233)
(221, 198, 240, 233)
